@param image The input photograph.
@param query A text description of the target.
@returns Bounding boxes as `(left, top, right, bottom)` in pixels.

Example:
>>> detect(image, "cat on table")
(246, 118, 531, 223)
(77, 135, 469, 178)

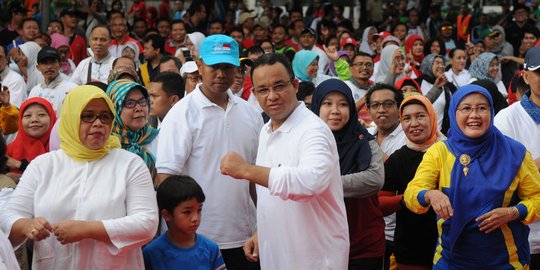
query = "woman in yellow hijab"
(0, 85, 158, 269)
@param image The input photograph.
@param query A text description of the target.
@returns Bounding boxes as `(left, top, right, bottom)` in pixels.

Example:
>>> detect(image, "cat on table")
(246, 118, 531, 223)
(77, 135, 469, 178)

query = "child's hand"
(243, 232, 259, 262)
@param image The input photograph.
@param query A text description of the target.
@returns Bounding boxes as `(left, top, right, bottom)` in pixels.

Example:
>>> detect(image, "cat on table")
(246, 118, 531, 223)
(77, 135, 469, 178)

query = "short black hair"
(171, 19, 185, 28)
(144, 34, 165, 53)
(0, 43, 6, 55)
(133, 17, 147, 25)
(157, 175, 206, 213)
(49, 19, 64, 32)
(151, 72, 185, 98)
(156, 17, 170, 26)
(297, 81, 315, 101)
(188, 2, 206, 16)
(0, 134, 6, 170)
(289, 19, 304, 30)
(524, 27, 540, 39)
(22, 18, 39, 29)
(448, 48, 466, 58)
(159, 55, 182, 69)
(91, 24, 110, 36)
(251, 53, 294, 83)
(365, 83, 404, 108)
(247, 46, 265, 57)
(352, 51, 374, 63)
(228, 27, 244, 37)
(106, 10, 123, 21)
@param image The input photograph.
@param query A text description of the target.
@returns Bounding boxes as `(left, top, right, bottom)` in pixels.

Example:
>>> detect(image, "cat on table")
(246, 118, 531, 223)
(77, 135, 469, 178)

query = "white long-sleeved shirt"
(256, 103, 349, 270)
(70, 54, 115, 85)
(0, 68, 27, 108)
(28, 75, 77, 115)
(0, 149, 158, 270)
(156, 86, 262, 249)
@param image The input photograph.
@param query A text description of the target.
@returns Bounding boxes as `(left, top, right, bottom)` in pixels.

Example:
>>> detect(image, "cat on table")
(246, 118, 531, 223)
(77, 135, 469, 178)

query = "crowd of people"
(0, 0, 540, 269)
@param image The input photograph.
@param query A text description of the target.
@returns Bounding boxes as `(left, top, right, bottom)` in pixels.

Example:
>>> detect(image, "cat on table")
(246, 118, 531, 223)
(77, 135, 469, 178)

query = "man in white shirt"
(156, 35, 262, 269)
(0, 44, 26, 109)
(29, 46, 77, 114)
(220, 53, 349, 270)
(299, 27, 329, 75)
(495, 46, 540, 268)
(365, 83, 406, 269)
(70, 25, 114, 85)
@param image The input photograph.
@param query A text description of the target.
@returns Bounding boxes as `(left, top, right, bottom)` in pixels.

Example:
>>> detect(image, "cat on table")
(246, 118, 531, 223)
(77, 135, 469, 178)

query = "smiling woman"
(6, 98, 56, 176)
(107, 79, 159, 183)
(0, 86, 158, 269)
(404, 84, 540, 269)
(311, 78, 386, 269)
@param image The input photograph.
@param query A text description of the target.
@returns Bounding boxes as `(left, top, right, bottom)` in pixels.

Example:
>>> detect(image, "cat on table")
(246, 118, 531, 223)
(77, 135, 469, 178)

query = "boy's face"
(163, 198, 202, 235)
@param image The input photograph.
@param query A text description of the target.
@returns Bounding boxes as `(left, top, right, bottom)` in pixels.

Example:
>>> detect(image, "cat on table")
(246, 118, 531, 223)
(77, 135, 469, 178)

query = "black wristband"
(19, 159, 29, 172)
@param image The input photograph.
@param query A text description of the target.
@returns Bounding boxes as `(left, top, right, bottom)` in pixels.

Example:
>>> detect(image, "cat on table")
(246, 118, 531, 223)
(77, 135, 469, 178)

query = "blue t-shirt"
(143, 233, 226, 270)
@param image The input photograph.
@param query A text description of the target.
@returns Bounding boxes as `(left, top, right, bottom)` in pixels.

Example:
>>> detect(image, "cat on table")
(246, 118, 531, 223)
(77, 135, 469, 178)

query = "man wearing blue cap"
(156, 34, 263, 269)
(495, 45, 540, 268)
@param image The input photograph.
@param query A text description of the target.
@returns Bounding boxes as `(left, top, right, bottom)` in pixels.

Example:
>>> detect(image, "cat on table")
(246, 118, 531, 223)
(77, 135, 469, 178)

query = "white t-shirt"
(256, 103, 349, 270)
(0, 68, 27, 108)
(70, 55, 115, 85)
(156, 85, 262, 249)
(28, 75, 77, 115)
(0, 149, 158, 270)
(494, 100, 540, 253)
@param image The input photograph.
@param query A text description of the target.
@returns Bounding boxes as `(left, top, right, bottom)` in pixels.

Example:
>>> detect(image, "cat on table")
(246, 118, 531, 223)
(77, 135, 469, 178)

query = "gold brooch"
(459, 154, 471, 176)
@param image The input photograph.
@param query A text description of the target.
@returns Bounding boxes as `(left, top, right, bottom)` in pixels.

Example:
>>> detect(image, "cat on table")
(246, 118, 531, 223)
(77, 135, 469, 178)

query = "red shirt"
(68, 34, 88, 66)
(128, 2, 146, 19)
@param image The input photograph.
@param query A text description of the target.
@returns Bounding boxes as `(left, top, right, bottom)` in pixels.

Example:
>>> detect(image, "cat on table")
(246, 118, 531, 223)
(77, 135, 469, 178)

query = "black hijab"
(470, 79, 508, 115)
(311, 78, 374, 175)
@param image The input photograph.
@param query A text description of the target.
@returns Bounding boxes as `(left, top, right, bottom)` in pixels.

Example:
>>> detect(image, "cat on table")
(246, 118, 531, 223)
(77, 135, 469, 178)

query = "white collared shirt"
(445, 69, 471, 89)
(29, 75, 77, 115)
(156, 85, 263, 249)
(70, 54, 115, 85)
(256, 102, 349, 270)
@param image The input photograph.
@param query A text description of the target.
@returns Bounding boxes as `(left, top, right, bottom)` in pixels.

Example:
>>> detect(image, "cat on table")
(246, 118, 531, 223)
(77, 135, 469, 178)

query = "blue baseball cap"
(524, 46, 540, 71)
(199, 34, 240, 67)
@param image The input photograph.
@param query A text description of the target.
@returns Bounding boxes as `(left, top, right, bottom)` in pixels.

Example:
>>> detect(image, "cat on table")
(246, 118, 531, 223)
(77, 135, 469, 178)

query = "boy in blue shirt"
(143, 175, 226, 270)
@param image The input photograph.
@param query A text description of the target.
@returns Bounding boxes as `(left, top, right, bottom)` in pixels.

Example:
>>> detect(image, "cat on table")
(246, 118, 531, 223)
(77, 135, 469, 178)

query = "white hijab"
(19, 41, 44, 93)
(360, 26, 376, 56)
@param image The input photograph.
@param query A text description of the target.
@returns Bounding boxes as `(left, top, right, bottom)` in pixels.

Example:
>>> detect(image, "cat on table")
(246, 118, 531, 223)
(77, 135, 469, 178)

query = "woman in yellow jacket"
(404, 84, 540, 269)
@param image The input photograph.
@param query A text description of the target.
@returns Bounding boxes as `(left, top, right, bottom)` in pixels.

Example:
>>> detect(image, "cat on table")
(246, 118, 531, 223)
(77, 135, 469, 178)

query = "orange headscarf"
(7, 98, 56, 171)
(399, 95, 443, 152)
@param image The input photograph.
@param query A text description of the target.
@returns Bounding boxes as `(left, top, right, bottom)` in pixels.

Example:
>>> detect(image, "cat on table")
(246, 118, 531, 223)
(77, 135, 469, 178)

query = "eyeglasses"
(124, 98, 148, 108)
(351, 62, 373, 68)
(80, 112, 114, 124)
(253, 80, 292, 96)
(441, 26, 453, 31)
(186, 75, 201, 83)
(456, 105, 491, 115)
(368, 100, 397, 110)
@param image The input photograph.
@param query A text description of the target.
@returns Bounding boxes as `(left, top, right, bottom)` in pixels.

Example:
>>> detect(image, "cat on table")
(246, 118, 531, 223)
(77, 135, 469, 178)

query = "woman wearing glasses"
(418, 54, 457, 135)
(107, 80, 159, 184)
(404, 84, 540, 269)
(0, 86, 158, 269)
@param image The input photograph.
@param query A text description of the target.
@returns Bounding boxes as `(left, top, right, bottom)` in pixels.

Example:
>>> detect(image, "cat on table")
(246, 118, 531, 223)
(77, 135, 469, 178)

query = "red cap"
(373, 31, 391, 40)
(340, 37, 358, 48)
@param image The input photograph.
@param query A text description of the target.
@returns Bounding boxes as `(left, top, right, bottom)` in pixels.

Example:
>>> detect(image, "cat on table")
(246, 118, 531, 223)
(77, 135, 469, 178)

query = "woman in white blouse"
(0, 85, 158, 270)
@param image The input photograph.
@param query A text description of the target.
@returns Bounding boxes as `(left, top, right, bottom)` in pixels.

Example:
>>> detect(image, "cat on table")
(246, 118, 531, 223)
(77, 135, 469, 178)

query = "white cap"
(180, 61, 198, 77)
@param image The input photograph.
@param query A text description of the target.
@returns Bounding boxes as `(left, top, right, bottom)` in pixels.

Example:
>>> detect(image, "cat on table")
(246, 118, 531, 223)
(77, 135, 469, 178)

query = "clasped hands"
(25, 218, 86, 245)
(425, 190, 517, 233)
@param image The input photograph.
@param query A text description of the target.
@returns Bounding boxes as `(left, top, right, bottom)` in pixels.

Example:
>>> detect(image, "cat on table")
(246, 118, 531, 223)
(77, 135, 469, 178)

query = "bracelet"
(511, 206, 520, 221)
